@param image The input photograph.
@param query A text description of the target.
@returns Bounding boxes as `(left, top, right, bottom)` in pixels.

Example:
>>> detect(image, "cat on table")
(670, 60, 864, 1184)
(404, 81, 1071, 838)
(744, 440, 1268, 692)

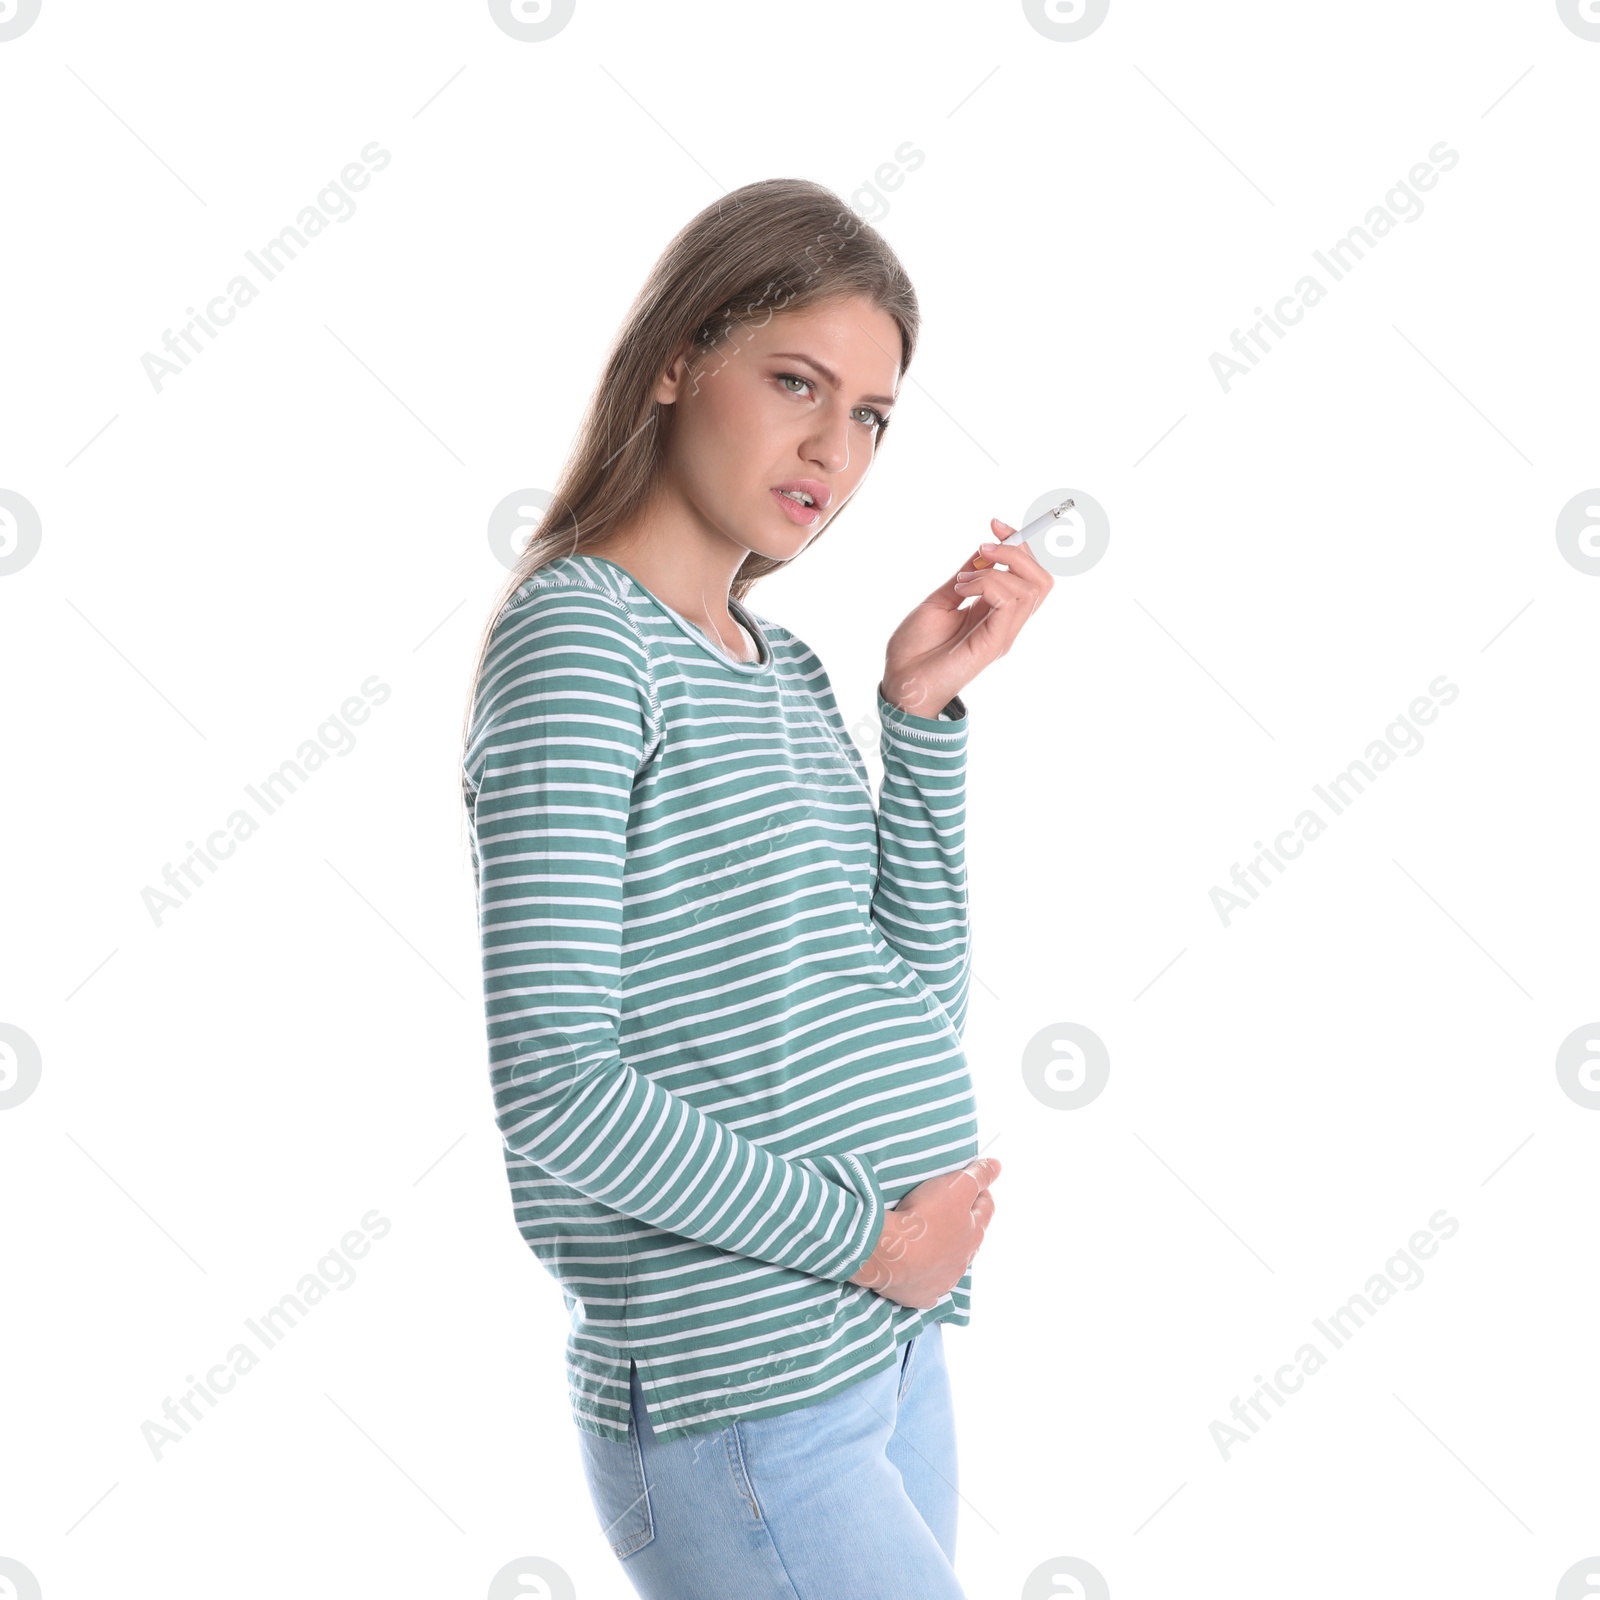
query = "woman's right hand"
(847, 1157, 1001, 1309)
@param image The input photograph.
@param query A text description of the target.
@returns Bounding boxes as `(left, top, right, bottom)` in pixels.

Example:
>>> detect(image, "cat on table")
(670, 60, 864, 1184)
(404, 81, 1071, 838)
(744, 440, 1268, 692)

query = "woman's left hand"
(878, 518, 1055, 717)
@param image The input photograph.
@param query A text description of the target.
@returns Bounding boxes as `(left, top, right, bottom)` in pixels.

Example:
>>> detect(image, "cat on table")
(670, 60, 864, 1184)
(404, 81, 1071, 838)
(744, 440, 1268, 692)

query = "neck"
(583, 539, 757, 661)
(584, 526, 749, 640)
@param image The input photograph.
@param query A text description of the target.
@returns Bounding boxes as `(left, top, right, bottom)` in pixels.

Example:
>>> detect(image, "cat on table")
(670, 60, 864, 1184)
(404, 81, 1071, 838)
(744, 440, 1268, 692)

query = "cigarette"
(970, 498, 1074, 569)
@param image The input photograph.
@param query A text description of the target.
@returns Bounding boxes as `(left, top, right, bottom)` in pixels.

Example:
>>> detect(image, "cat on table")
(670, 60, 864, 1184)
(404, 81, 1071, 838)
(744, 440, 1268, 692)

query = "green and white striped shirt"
(464, 553, 980, 1443)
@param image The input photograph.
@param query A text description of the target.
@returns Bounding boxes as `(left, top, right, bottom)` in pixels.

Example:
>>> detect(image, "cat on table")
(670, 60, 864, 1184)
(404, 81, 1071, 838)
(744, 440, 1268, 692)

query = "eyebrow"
(767, 352, 897, 409)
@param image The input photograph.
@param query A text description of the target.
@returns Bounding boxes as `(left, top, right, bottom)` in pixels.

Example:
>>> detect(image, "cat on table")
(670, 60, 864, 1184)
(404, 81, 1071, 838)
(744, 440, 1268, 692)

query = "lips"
(771, 480, 831, 511)
(770, 488, 820, 524)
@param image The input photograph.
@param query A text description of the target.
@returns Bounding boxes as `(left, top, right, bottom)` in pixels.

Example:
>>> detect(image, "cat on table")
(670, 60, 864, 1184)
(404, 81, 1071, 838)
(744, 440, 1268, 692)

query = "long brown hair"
(458, 176, 920, 807)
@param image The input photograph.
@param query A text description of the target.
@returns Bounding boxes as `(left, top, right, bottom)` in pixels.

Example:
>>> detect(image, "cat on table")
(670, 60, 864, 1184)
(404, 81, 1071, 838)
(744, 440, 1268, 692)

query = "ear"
(653, 336, 701, 406)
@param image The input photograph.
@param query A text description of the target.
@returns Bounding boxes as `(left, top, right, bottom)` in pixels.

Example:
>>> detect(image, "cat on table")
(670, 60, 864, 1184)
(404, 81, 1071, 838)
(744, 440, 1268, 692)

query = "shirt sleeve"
(870, 688, 972, 1038)
(465, 584, 888, 1283)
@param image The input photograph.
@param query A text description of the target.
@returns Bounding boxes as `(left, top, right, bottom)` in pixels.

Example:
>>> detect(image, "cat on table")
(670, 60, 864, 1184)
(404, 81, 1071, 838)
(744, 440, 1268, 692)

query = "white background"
(2, 2, 1597, 1597)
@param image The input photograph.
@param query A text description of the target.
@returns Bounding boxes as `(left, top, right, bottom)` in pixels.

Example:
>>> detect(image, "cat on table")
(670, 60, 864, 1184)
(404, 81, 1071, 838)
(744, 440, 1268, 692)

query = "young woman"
(461, 178, 1052, 1599)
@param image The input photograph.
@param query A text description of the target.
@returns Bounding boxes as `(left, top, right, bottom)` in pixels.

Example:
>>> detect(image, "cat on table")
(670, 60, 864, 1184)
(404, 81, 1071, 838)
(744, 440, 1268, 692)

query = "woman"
(460, 178, 1052, 1598)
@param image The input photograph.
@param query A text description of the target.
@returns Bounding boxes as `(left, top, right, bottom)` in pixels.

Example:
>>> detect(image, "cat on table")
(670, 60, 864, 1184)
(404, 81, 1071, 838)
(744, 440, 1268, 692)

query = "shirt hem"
(567, 1303, 971, 1445)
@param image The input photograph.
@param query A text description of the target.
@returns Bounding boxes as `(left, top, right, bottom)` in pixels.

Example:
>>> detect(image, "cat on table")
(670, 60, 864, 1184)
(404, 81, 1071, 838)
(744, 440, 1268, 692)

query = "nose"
(803, 413, 853, 476)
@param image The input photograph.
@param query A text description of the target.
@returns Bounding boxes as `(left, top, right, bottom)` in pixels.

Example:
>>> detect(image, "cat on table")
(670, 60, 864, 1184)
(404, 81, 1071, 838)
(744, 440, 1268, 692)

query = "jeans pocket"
(897, 1328, 921, 1403)
(576, 1393, 655, 1560)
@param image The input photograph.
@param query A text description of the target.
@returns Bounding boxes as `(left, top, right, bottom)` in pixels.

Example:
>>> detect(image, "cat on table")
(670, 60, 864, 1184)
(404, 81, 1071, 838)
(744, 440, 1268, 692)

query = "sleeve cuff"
(877, 686, 968, 745)
(814, 1150, 889, 1283)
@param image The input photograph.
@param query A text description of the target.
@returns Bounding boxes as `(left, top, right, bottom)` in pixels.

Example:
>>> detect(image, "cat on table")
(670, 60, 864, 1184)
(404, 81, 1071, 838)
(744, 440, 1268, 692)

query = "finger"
(979, 535, 1051, 583)
(971, 1190, 995, 1227)
(960, 1156, 1002, 1189)
(953, 570, 1051, 645)
(970, 543, 1053, 593)
(932, 520, 1020, 607)
(963, 518, 1016, 570)
(951, 566, 1030, 607)
(919, 569, 985, 614)
(960, 537, 1049, 588)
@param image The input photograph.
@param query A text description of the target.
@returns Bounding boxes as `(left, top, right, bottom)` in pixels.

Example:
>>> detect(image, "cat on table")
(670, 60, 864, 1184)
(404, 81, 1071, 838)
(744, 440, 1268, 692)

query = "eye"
(775, 373, 887, 432)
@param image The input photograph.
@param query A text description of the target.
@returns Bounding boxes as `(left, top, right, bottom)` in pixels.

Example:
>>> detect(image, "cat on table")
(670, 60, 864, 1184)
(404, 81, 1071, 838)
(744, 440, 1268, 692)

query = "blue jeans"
(575, 1319, 967, 1598)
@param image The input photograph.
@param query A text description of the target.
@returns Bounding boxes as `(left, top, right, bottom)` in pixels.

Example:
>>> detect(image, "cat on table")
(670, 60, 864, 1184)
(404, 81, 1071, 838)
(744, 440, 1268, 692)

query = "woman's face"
(653, 293, 904, 561)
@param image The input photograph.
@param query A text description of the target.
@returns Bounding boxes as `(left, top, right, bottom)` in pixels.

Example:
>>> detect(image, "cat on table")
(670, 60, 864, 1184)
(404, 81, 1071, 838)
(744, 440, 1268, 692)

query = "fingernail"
(956, 569, 977, 582)
(979, 542, 999, 553)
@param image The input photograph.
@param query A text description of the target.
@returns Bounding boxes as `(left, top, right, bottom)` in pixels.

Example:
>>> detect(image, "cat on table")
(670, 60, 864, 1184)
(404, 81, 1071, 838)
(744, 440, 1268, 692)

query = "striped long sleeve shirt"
(463, 553, 980, 1443)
